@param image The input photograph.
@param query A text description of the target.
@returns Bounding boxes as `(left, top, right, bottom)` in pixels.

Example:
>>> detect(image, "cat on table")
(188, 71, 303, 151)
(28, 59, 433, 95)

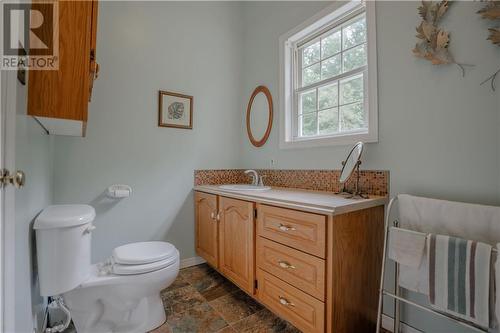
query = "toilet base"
(70, 294, 166, 333)
(64, 259, 179, 333)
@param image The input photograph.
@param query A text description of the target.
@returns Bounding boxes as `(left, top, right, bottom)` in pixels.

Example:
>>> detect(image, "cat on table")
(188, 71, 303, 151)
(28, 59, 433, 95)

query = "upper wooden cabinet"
(28, 0, 99, 137)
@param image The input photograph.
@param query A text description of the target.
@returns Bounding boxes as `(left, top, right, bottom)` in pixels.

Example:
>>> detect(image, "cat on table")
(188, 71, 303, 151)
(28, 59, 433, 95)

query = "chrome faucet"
(244, 170, 266, 187)
(244, 170, 259, 186)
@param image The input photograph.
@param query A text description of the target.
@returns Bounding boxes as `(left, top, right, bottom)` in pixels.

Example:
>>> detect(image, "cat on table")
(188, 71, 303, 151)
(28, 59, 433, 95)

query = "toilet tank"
(34, 205, 96, 296)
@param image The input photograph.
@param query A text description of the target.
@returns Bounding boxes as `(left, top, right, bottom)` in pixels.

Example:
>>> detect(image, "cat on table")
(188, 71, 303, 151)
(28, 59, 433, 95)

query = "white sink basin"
(219, 184, 271, 191)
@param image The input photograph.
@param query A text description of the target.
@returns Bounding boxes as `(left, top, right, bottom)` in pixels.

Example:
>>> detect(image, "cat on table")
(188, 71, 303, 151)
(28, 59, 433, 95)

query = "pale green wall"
(49, 2, 499, 332)
(9, 72, 54, 332)
(238, 2, 500, 332)
(53, 2, 244, 263)
(240, 1, 500, 206)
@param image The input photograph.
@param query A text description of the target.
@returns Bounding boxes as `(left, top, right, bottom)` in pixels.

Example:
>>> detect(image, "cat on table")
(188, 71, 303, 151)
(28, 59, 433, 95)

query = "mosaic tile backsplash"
(194, 169, 389, 196)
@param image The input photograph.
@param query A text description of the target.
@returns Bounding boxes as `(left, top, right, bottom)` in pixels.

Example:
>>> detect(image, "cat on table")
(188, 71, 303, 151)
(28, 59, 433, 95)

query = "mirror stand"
(337, 161, 369, 199)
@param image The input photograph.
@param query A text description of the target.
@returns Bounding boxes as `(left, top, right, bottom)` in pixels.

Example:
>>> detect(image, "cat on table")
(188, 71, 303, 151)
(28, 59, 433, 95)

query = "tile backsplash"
(194, 169, 389, 196)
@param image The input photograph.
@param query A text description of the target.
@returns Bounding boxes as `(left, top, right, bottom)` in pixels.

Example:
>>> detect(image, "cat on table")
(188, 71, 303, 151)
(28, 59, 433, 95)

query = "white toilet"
(34, 205, 180, 333)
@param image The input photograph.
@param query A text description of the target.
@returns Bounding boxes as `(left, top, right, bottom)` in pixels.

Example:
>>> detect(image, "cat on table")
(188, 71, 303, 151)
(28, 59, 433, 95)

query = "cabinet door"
(28, 1, 95, 136)
(219, 197, 255, 294)
(195, 192, 218, 268)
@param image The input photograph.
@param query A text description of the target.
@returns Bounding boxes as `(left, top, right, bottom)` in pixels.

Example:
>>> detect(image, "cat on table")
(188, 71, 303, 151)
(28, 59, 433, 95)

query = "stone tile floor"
(151, 263, 301, 333)
(62, 262, 390, 333)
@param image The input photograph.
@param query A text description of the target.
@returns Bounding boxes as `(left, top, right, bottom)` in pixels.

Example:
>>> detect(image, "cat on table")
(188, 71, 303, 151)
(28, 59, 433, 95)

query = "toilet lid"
(112, 254, 178, 275)
(112, 241, 177, 265)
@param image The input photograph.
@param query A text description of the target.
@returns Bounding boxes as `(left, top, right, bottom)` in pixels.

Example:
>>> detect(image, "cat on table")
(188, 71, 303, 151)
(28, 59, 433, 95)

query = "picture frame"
(158, 90, 193, 129)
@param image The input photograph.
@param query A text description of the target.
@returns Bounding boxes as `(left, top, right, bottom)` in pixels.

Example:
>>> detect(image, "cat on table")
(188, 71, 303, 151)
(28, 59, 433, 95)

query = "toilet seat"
(112, 255, 177, 275)
(112, 241, 177, 265)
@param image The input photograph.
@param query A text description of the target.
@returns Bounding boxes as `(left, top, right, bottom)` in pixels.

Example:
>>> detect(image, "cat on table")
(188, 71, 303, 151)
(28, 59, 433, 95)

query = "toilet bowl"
(34, 205, 180, 333)
(63, 249, 179, 333)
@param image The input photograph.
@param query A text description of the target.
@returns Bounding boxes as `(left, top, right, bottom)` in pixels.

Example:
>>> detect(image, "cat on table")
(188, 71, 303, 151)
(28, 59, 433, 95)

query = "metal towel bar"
(375, 196, 496, 333)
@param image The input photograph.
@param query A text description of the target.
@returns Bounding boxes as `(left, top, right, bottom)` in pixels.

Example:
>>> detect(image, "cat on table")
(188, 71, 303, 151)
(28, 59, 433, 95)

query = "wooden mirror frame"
(246, 86, 273, 147)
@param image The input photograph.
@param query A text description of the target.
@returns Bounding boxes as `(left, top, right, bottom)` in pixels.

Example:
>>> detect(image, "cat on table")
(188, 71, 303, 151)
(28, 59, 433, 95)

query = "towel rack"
(376, 196, 496, 333)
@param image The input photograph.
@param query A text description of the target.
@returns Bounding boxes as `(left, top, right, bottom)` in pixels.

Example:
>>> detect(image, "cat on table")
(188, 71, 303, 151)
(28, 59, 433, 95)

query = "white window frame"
(279, 1, 378, 149)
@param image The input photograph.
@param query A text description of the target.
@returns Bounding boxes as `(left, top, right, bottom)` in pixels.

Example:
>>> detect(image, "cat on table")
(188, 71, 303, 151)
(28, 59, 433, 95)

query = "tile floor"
(62, 263, 390, 333)
(151, 263, 301, 333)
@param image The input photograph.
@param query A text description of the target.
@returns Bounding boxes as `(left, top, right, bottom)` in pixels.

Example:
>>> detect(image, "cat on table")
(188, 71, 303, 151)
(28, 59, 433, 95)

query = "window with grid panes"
(280, 2, 377, 148)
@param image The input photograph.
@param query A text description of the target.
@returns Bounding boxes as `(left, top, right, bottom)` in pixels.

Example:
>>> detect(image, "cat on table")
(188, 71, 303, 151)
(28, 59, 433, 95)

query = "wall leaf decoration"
(478, 1, 500, 91)
(413, 1, 470, 76)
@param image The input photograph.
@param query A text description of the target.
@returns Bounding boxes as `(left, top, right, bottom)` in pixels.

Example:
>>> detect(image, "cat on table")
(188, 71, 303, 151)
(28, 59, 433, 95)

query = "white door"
(1, 69, 22, 333)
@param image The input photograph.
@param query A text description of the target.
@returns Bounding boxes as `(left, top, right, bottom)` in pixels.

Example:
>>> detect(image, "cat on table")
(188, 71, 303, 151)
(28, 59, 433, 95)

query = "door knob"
(0, 169, 26, 188)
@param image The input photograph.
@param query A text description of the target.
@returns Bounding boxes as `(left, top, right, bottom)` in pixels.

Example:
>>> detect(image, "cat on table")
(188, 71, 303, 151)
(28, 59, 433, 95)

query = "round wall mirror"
(339, 142, 364, 183)
(246, 86, 273, 147)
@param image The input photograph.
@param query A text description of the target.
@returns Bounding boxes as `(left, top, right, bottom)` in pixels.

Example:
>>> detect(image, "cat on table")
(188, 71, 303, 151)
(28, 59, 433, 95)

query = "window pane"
(321, 55, 341, 80)
(342, 16, 366, 49)
(340, 74, 363, 105)
(319, 108, 339, 135)
(340, 102, 365, 131)
(302, 63, 321, 87)
(302, 41, 320, 67)
(342, 44, 366, 72)
(321, 31, 341, 58)
(300, 113, 317, 136)
(318, 83, 338, 110)
(300, 90, 317, 114)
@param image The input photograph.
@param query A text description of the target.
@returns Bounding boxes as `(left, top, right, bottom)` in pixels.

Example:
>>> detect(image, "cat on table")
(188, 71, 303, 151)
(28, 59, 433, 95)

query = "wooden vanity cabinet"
(218, 197, 255, 294)
(194, 194, 255, 294)
(28, 0, 99, 137)
(194, 190, 384, 333)
(194, 192, 219, 268)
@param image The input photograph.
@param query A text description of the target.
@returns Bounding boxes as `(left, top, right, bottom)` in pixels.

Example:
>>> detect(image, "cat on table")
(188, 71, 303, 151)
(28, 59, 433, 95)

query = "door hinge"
(254, 280, 258, 289)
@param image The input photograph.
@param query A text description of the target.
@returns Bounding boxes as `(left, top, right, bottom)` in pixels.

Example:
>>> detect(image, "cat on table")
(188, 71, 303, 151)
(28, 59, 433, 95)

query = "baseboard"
(180, 256, 206, 269)
(382, 314, 423, 333)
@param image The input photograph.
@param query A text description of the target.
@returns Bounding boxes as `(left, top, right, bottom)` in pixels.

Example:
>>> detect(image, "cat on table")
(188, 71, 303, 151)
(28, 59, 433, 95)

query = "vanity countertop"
(194, 185, 388, 215)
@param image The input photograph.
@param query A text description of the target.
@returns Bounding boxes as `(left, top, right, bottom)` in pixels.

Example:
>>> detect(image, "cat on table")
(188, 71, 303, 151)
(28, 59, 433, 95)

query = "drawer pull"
(279, 296, 295, 307)
(278, 260, 296, 269)
(278, 224, 296, 232)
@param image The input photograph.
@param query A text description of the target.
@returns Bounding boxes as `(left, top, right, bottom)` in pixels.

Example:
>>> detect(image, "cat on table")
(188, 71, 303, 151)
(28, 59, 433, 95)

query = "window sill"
(279, 132, 377, 149)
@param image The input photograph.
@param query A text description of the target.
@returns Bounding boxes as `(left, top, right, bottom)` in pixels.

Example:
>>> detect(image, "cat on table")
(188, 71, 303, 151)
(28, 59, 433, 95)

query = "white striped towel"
(428, 234, 492, 328)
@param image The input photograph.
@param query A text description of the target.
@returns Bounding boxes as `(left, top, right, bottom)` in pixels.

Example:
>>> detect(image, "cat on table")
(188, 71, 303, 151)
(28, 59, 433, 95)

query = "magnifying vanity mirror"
(338, 142, 368, 199)
(246, 86, 273, 147)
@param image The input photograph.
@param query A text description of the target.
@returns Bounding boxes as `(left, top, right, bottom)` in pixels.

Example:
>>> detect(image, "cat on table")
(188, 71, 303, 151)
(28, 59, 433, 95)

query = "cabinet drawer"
(257, 237, 325, 301)
(257, 269, 324, 333)
(257, 205, 326, 258)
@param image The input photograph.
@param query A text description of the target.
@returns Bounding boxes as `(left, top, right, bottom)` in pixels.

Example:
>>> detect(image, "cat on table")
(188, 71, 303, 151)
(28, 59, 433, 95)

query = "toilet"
(34, 205, 179, 333)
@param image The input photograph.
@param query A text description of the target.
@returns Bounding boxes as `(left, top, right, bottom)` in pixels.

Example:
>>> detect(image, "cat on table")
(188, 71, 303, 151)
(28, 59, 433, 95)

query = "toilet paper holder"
(106, 184, 132, 198)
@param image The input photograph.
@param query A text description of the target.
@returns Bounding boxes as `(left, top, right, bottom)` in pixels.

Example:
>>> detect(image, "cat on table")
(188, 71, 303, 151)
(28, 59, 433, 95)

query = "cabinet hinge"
(254, 208, 257, 219)
(254, 280, 258, 289)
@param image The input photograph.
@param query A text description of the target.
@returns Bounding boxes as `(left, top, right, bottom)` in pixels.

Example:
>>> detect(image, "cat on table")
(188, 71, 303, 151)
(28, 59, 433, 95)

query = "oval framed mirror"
(339, 142, 364, 183)
(246, 86, 273, 147)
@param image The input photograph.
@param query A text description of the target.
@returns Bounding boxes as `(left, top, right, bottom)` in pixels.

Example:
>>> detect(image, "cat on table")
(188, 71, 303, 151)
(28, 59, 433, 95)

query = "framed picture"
(158, 90, 193, 129)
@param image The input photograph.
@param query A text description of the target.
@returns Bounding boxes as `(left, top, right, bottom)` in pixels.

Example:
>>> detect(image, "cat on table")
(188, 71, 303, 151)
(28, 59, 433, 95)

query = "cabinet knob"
(278, 260, 296, 269)
(210, 212, 215, 220)
(278, 224, 296, 232)
(216, 212, 221, 221)
(278, 296, 295, 307)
